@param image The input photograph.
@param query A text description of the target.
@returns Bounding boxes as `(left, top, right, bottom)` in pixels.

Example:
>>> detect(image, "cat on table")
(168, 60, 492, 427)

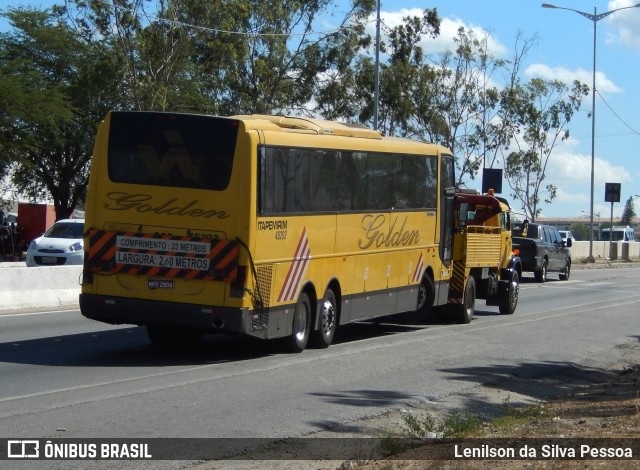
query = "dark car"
(512, 222, 571, 282)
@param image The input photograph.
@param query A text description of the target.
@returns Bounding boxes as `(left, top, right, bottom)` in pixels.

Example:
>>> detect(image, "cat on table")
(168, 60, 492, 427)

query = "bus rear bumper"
(79, 293, 260, 337)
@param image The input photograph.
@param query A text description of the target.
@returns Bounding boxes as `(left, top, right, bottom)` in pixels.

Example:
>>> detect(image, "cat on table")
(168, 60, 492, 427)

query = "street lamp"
(542, 2, 640, 262)
(373, 0, 381, 130)
(581, 210, 600, 219)
(581, 209, 601, 240)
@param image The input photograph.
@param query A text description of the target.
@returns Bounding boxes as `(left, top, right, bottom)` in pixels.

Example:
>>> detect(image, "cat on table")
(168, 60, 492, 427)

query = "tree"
(314, 15, 538, 188)
(0, 7, 125, 219)
(65, 0, 375, 114)
(410, 28, 539, 186)
(314, 8, 441, 132)
(620, 196, 636, 226)
(501, 78, 588, 221)
(570, 223, 589, 242)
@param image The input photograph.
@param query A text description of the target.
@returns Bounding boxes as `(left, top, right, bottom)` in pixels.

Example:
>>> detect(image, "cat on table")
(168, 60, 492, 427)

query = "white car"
(26, 219, 85, 267)
(558, 230, 575, 244)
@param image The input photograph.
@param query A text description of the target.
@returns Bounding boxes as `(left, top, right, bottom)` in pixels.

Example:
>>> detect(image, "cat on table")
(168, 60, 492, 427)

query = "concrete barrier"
(0, 264, 82, 311)
(1, 241, 638, 312)
(569, 241, 640, 261)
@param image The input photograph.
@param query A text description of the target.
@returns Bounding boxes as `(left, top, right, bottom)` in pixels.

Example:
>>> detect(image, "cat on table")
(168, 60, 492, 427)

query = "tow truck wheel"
(456, 276, 476, 324)
(289, 292, 311, 353)
(499, 271, 519, 315)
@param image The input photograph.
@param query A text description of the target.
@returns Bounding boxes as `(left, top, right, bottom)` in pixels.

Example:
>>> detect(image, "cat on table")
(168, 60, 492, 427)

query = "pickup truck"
(512, 222, 571, 282)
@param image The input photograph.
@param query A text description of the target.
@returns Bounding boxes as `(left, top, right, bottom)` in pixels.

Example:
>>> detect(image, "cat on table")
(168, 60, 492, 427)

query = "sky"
(1, 0, 639, 218)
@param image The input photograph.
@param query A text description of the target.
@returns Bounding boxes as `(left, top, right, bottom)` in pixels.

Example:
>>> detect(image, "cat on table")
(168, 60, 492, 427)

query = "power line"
(596, 89, 640, 136)
(91, 0, 358, 38)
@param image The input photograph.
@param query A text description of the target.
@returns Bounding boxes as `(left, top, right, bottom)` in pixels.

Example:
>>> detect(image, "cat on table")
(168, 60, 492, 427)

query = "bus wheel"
(312, 289, 337, 349)
(289, 292, 311, 353)
(416, 275, 435, 321)
(456, 276, 476, 324)
(499, 270, 519, 315)
(147, 324, 203, 348)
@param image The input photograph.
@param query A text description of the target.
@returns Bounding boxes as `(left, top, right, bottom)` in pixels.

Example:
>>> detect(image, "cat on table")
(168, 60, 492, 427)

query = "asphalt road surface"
(1, 265, 639, 468)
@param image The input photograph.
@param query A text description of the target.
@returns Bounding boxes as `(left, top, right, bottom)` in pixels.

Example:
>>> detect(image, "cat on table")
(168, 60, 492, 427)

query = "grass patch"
(402, 409, 484, 439)
(491, 396, 546, 429)
(377, 397, 545, 458)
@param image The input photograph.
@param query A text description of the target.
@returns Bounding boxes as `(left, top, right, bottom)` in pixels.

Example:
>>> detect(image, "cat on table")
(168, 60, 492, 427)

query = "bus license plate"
(148, 279, 173, 289)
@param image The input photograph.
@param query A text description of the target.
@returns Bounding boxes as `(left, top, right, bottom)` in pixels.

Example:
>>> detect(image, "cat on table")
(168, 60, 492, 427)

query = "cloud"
(606, 0, 640, 48)
(542, 145, 631, 216)
(546, 147, 631, 186)
(524, 64, 622, 93)
(553, 187, 589, 205)
(421, 16, 506, 57)
(371, 9, 507, 57)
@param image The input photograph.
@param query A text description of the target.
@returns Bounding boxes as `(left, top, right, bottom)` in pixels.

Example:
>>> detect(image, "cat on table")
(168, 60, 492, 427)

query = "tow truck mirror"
(458, 203, 469, 227)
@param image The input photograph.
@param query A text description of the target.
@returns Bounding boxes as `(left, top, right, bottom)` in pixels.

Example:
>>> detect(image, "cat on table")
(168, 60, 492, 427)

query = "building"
(536, 217, 639, 241)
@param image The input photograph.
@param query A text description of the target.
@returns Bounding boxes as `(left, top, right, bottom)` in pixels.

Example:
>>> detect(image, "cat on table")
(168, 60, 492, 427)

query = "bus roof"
(231, 114, 454, 157)
(232, 114, 383, 139)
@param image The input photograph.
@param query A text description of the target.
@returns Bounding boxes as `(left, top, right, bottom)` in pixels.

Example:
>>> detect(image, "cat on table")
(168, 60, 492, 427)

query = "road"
(1, 265, 639, 468)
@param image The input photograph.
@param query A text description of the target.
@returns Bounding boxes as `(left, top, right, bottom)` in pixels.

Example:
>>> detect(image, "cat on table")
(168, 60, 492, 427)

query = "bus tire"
(311, 289, 337, 349)
(289, 292, 311, 353)
(147, 324, 203, 348)
(395, 274, 436, 324)
(498, 270, 519, 315)
(456, 276, 476, 324)
(416, 275, 435, 321)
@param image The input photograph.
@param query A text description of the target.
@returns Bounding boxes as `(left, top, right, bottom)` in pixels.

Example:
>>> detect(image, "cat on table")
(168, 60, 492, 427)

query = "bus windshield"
(601, 230, 624, 241)
(107, 112, 238, 191)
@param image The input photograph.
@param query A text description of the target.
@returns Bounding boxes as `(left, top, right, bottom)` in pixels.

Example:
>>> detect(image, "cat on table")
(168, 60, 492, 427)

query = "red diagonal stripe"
(278, 229, 310, 302)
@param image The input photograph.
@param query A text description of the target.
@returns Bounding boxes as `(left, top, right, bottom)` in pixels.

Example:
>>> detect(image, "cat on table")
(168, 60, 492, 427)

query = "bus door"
(434, 155, 455, 305)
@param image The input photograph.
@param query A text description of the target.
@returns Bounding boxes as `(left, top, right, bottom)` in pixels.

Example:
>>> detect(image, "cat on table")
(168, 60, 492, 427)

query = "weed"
(377, 431, 414, 458)
(400, 409, 484, 439)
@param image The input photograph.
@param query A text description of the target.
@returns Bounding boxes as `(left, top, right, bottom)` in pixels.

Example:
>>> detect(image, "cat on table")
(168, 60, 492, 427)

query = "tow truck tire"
(498, 270, 519, 315)
(289, 292, 311, 353)
(456, 276, 476, 324)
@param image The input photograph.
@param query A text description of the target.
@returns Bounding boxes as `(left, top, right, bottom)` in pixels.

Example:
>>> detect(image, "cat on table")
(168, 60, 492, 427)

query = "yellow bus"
(80, 112, 459, 351)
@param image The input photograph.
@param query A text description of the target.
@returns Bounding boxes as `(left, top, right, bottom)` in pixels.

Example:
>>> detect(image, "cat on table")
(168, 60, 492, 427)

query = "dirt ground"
(354, 261, 640, 470)
(359, 363, 640, 469)
(196, 260, 640, 470)
(196, 340, 640, 470)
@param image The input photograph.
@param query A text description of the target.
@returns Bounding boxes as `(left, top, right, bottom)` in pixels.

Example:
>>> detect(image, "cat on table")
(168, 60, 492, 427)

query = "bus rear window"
(107, 112, 238, 190)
